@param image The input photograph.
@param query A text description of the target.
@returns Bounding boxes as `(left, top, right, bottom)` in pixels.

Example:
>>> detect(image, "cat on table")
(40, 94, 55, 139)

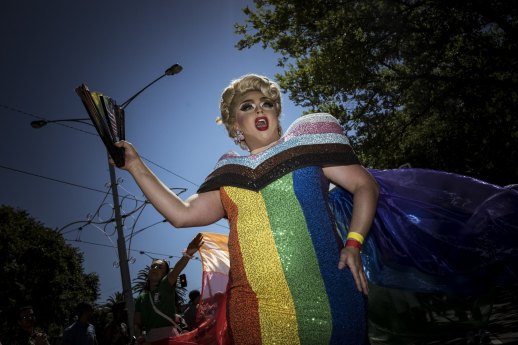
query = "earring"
(233, 129, 245, 145)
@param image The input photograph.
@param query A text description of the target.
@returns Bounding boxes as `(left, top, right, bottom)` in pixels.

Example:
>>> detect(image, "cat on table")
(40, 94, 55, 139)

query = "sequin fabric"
(197, 113, 359, 193)
(199, 114, 368, 344)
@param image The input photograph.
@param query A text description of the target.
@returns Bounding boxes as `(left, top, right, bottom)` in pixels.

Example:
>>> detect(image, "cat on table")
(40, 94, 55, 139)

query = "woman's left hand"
(338, 246, 369, 295)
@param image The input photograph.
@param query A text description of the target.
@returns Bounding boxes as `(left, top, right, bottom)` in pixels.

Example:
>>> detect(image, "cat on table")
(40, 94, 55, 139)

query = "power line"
(2, 104, 227, 240)
(67, 238, 200, 261)
(0, 164, 110, 194)
(1, 103, 97, 136)
(142, 157, 199, 187)
(0, 163, 217, 238)
(1, 103, 200, 188)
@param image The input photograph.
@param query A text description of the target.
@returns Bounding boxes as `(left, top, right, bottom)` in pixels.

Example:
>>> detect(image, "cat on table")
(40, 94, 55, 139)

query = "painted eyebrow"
(239, 97, 272, 104)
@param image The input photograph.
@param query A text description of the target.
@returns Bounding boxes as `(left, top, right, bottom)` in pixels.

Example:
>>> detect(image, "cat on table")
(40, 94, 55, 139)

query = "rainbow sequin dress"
(198, 113, 369, 345)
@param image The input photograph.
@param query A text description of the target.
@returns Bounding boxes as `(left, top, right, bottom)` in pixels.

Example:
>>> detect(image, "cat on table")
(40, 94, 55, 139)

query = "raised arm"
(167, 233, 204, 285)
(114, 141, 225, 228)
(323, 164, 379, 295)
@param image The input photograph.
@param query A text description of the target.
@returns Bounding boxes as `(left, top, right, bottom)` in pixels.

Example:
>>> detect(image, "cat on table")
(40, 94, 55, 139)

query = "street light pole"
(30, 63, 183, 337)
(31, 119, 136, 328)
(108, 156, 135, 331)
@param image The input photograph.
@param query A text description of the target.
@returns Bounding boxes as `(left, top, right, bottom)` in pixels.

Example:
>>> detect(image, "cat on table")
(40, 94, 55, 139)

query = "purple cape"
(330, 168, 518, 295)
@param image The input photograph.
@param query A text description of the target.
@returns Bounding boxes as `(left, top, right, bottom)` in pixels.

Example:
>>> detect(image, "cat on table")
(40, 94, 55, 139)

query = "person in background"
(133, 233, 203, 345)
(103, 302, 130, 345)
(11, 306, 50, 345)
(182, 290, 200, 331)
(62, 302, 97, 345)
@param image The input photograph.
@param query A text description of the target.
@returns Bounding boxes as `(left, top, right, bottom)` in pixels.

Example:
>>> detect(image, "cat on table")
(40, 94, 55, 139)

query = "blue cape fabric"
(329, 168, 518, 295)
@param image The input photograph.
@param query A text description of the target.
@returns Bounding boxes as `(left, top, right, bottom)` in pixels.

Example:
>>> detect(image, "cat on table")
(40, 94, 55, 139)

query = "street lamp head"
(139, 251, 155, 260)
(30, 120, 48, 129)
(165, 63, 183, 76)
(30, 118, 93, 129)
(119, 63, 183, 110)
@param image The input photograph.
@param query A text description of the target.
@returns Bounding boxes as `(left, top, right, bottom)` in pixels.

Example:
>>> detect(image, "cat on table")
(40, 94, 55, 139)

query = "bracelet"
(182, 249, 194, 259)
(346, 231, 365, 244)
(345, 239, 362, 251)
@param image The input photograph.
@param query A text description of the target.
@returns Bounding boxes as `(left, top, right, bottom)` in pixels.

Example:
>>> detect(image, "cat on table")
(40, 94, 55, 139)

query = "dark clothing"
(182, 300, 199, 330)
(103, 321, 130, 345)
(11, 330, 31, 345)
(10, 329, 49, 345)
(62, 322, 97, 345)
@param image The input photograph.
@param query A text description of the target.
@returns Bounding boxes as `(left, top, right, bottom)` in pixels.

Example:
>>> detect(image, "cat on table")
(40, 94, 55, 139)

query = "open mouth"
(255, 116, 269, 131)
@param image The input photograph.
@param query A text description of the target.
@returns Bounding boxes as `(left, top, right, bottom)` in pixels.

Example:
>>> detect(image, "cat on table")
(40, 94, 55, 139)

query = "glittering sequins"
(198, 114, 360, 193)
(223, 185, 301, 344)
(262, 173, 332, 345)
(207, 113, 368, 345)
(221, 167, 367, 345)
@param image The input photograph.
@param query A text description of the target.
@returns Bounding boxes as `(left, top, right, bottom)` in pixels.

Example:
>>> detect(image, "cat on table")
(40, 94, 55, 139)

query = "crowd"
(5, 295, 203, 345)
(4, 234, 204, 345)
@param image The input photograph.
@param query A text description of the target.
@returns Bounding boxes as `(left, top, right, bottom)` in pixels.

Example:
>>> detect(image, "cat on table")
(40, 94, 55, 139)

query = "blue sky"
(0, 0, 307, 302)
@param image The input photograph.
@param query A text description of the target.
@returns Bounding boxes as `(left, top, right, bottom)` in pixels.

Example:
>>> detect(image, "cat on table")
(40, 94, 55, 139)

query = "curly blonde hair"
(217, 74, 282, 150)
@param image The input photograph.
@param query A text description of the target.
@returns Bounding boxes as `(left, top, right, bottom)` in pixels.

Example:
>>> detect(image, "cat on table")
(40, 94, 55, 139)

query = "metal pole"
(108, 155, 135, 337)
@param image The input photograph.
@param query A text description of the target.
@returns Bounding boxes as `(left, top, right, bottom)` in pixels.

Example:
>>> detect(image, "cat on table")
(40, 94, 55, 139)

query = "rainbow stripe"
(221, 167, 367, 344)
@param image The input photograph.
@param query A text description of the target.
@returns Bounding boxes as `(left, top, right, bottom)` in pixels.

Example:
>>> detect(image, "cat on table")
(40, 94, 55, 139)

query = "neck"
(78, 317, 89, 325)
(149, 280, 159, 291)
(249, 134, 281, 154)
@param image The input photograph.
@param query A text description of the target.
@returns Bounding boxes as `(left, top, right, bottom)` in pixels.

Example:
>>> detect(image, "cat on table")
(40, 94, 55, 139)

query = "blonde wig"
(217, 74, 282, 150)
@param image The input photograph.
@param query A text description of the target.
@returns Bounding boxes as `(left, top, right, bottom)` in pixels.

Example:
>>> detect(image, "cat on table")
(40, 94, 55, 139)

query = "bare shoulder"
(180, 190, 225, 227)
(186, 189, 222, 206)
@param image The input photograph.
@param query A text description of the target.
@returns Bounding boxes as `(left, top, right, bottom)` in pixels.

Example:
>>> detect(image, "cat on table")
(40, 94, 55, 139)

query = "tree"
(105, 291, 125, 308)
(132, 265, 151, 296)
(0, 205, 100, 340)
(236, 0, 518, 185)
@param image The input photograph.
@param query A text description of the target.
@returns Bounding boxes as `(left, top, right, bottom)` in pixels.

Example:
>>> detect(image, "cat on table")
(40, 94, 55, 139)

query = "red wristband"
(345, 239, 362, 251)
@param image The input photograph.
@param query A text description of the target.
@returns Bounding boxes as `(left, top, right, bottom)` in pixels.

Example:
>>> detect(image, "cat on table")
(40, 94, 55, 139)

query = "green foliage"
(0, 205, 100, 339)
(105, 291, 125, 308)
(132, 265, 151, 296)
(237, 0, 518, 185)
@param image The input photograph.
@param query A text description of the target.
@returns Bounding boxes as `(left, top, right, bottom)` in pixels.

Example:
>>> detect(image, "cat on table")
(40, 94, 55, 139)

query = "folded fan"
(76, 84, 125, 167)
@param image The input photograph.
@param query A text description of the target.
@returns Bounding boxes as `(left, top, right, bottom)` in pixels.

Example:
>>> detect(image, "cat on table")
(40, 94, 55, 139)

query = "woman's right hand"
(186, 233, 204, 255)
(111, 140, 142, 171)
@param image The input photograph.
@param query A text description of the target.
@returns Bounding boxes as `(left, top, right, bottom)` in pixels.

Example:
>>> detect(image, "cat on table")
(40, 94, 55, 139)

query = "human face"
(149, 260, 168, 280)
(234, 91, 280, 152)
(151, 262, 166, 270)
(18, 308, 36, 332)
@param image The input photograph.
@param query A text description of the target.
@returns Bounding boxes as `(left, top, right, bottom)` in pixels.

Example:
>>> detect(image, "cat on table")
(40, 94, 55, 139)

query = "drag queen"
(116, 74, 379, 344)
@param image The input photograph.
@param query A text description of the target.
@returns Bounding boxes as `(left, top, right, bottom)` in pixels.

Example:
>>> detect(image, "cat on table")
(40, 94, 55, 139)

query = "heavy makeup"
(234, 91, 281, 154)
